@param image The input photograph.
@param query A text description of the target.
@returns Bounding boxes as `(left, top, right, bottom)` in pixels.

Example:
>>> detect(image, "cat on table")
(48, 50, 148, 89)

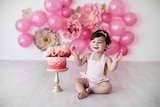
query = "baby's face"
(90, 36, 107, 53)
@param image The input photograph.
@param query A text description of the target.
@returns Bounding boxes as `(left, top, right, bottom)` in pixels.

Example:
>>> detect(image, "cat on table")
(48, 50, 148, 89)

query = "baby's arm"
(71, 47, 88, 66)
(106, 53, 122, 71)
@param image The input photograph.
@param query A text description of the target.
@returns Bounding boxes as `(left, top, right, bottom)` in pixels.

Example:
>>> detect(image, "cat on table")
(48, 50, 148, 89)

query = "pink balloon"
(108, 0, 125, 17)
(101, 12, 112, 23)
(119, 45, 128, 56)
(109, 18, 126, 36)
(84, 39, 92, 51)
(60, 0, 73, 6)
(119, 31, 134, 45)
(18, 33, 33, 47)
(80, 28, 91, 40)
(48, 14, 64, 31)
(30, 10, 47, 27)
(69, 38, 86, 55)
(105, 40, 119, 55)
(61, 7, 72, 18)
(44, 0, 62, 13)
(15, 18, 31, 32)
(122, 12, 137, 26)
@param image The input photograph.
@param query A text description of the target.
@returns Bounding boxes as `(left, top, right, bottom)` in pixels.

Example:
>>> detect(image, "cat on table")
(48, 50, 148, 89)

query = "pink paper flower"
(63, 19, 82, 40)
(79, 3, 103, 29)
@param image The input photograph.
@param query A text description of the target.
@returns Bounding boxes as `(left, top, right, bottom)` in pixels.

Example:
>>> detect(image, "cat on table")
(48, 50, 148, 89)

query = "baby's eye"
(98, 41, 104, 44)
(91, 41, 95, 43)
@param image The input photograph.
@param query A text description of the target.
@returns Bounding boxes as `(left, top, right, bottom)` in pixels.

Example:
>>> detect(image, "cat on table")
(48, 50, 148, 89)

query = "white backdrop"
(0, 0, 160, 61)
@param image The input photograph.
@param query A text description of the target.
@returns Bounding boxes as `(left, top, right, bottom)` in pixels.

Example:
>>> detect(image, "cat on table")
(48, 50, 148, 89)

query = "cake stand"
(46, 68, 68, 92)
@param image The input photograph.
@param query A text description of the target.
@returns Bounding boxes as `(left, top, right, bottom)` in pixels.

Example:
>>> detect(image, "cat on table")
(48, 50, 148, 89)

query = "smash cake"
(44, 43, 71, 70)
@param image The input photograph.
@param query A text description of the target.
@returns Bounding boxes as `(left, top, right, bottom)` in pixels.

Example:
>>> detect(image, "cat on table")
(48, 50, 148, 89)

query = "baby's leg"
(74, 78, 89, 99)
(91, 81, 112, 94)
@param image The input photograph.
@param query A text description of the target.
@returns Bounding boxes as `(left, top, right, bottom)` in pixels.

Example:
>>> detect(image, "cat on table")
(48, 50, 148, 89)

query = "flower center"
(41, 35, 51, 45)
(88, 13, 95, 21)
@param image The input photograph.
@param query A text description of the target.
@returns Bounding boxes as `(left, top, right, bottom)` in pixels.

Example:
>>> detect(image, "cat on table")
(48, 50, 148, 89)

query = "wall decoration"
(34, 28, 60, 51)
(15, 0, 137, 56)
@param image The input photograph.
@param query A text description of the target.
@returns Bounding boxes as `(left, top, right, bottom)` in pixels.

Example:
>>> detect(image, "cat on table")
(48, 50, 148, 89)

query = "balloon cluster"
(106, 0, 137, 55)
(69, 0, 137, 56)
(15, 0, 137, 56)
(15, 0, 73, 48)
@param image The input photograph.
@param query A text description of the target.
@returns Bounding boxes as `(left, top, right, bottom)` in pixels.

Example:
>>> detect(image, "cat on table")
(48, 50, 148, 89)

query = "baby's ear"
(104, 45, 109, 51)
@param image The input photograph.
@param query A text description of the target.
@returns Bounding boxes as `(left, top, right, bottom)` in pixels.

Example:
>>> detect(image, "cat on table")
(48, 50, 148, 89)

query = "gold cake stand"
(46, 68, 68, 92)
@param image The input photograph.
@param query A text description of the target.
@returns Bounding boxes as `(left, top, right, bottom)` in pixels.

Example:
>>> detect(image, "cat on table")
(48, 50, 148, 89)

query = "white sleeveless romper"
(80, 53, 109, 87)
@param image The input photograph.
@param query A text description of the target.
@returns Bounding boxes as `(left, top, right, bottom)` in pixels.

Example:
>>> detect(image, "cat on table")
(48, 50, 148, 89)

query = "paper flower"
(33, 28, 60, 51)
(62, 19, 82, 40)
(22, 8, 32, 19)
(78, 3, 103, 29)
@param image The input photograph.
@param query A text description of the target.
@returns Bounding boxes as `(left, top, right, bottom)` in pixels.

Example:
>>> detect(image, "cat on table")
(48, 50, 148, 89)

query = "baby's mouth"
(93, 47, 99, 49)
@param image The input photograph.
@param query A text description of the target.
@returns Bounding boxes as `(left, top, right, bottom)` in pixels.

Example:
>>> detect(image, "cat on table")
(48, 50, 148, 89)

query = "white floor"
(0, 61, 160, 107)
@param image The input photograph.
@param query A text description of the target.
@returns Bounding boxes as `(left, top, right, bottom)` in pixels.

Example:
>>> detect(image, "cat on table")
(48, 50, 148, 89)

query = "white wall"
(0, 0, 160, 61)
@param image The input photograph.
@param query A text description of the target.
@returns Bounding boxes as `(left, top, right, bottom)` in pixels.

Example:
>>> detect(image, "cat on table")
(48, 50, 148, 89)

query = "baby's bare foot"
(86, 88, 92, 94)
(77, 91, 88, 99)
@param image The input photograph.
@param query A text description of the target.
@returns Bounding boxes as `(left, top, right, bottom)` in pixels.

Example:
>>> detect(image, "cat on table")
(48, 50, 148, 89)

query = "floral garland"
(62, 3, 107, 39)
(15, 0, 137, 55)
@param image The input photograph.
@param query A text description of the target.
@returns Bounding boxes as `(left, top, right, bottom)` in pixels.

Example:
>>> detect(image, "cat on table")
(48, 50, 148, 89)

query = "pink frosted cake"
(44, 43, 71, 70)
(47, 57, 66, 70)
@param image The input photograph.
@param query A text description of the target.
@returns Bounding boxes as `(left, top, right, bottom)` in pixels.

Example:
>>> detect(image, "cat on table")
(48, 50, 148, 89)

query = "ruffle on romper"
(80, 71, 109, 87)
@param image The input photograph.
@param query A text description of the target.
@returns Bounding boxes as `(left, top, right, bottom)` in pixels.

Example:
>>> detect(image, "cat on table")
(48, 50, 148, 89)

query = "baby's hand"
(71, 46, 80, 57)
(113, 53, 123, 62)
